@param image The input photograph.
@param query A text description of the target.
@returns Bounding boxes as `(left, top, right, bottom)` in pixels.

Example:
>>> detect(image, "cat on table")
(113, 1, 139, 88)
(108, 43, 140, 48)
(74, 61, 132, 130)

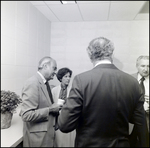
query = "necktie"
(45, 81, 58, 130)
(45, 81, 54, 104)
(139, 77, 145, 94)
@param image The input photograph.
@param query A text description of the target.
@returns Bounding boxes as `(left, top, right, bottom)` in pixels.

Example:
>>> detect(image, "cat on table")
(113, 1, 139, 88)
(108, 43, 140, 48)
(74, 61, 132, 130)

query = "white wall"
(50, 21, 149, 86)
(1, 1, 51, 96)
(1, 1, 149, 94)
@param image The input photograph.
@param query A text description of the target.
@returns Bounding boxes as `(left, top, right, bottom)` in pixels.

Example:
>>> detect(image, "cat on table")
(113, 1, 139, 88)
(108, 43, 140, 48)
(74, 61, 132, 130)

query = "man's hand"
(49, 103, 63, 115)
(144, 101, 149, 113)
(144, 95, 149, 113)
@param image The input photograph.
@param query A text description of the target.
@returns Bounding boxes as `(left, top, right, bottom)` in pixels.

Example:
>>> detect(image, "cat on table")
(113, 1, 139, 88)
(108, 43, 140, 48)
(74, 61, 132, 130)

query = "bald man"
(20, 56, 62, 147)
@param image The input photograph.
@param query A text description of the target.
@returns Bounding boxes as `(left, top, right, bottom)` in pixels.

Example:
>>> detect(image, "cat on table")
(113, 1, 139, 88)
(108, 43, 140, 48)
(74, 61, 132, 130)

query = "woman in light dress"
(52, 67, 76, 147)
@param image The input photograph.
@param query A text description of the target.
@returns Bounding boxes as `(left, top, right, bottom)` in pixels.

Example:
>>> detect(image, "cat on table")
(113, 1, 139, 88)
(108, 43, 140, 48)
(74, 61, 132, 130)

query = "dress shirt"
(94, 60, 111, 68)
(37, 71, 46, 84)
(137, 73, 149, 112)
(59, 84, 67, 101)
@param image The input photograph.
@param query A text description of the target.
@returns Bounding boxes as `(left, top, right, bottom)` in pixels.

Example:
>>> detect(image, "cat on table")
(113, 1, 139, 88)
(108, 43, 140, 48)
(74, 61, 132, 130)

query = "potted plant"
(1, 90, 22, 129)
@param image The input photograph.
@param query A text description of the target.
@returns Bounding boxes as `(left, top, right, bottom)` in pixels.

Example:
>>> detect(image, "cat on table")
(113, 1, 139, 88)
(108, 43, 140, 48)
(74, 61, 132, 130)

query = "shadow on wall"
(113, 57, 123, 70)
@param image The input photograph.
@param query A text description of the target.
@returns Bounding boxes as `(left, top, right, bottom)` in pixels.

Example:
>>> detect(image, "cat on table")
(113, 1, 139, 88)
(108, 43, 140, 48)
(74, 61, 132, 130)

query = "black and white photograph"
(1, 1, 149, 147)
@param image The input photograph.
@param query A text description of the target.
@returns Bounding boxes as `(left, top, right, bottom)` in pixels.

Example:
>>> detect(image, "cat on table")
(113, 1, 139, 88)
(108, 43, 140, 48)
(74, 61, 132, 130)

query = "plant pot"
(1, 111, 13, 129)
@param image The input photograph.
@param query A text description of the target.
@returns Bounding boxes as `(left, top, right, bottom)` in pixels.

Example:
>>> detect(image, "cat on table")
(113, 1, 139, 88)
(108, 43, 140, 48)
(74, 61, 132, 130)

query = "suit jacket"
(129, 73, 138, 133)
(19, 73, 56, 147)
(58, 64, 148, 147)
(129, 72, 149, 147)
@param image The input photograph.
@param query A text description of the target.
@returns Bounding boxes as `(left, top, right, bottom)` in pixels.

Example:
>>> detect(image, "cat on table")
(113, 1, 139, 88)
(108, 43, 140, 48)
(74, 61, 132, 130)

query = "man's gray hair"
(38, 56, 52, 70)
(87, 37, 114, 62)
(136, 55, 149, 67)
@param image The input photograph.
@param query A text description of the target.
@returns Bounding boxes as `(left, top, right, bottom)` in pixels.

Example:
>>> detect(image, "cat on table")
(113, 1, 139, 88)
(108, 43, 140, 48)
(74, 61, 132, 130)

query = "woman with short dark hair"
(56, 68, 72, 101)
(52, 67, 75, 147)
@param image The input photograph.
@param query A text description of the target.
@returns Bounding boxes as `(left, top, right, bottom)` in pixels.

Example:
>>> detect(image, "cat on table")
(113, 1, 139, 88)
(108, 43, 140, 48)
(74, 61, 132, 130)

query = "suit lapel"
(36, 73, 51, 104)
(93, 63, 119, 70)
(41, 83, 51, 104)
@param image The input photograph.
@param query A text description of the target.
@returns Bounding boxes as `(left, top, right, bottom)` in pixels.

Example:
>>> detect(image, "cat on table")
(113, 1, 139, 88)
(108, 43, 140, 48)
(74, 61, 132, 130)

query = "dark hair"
(56, 67, 72, 82)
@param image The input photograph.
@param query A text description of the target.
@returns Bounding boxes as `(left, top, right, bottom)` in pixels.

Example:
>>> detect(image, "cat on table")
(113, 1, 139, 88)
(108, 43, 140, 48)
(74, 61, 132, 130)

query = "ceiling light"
(61, 1, 67, 4)
(60, 1, 77, 4)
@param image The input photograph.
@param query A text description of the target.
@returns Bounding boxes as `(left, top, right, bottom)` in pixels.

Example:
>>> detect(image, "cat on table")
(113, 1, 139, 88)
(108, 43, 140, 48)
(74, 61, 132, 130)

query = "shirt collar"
(37, 71, 47, 84)
(137, 73, 149, 81)
(94, 60, 111, 67)
(61, 83, 67, 90)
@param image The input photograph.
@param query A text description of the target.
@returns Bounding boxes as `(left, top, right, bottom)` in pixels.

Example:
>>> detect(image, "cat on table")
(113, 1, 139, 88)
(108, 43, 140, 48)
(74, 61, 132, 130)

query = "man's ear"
(43, 64, 47, 69)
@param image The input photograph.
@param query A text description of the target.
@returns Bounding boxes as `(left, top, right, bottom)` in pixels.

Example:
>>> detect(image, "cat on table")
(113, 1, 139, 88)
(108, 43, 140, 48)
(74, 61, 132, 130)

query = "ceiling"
(30, 1, 149, 22)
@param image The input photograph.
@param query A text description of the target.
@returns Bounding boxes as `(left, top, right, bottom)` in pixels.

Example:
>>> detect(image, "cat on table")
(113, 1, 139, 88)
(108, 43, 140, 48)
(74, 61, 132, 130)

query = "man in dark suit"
(19, 56, 62, 147)
(129, 55, 149, 147)
(58, 37, 149, 147)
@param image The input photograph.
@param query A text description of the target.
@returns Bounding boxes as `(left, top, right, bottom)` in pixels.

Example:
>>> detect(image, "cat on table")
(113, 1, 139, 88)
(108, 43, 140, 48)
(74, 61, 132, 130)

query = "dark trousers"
(129, 123, 149, 147)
